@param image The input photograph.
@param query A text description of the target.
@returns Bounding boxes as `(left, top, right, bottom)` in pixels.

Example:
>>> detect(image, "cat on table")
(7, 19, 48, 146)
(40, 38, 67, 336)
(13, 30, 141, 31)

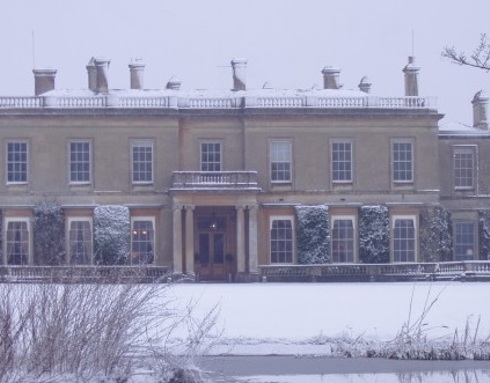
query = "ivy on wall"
(359, 205, 389, 263)
(479, 211, 490, 260)
(295, 205, 330, 264)
(33, 201, 66, 265)
(419, 206, 452, 262)
(94, 205, 130, 265)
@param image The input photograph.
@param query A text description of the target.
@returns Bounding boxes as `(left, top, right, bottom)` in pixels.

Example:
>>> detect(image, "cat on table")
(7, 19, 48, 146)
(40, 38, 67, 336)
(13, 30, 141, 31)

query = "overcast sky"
(0, 0, 489, 124)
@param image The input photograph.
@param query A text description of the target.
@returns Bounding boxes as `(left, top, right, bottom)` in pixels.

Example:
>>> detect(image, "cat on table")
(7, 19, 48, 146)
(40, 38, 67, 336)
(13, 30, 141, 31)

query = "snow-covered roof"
(439, 120, 490, 137)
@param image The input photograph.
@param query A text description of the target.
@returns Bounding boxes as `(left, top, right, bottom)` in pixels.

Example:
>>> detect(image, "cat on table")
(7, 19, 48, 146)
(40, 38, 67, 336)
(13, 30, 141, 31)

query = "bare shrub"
(0, 282, 216, 383)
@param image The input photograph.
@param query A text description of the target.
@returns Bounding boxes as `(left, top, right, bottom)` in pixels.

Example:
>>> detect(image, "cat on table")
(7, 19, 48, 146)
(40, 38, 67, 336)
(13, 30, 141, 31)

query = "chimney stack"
(94, 58, 110, 94)
(472, 90, 489, 129)
(166, 76, 182, 90)
(403, 56, 420, 96)
(86, 58, 97, 92)
(321, 66, 341, 89)
(231, 58, 247, 91)
(358, 76, 372, 93)
(32, 69, 57, 96)
(129, 59, 145, 90)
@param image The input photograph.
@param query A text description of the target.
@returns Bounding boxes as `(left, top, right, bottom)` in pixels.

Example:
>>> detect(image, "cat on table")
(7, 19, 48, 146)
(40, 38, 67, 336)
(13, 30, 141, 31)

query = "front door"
(197, 231, 228, 280)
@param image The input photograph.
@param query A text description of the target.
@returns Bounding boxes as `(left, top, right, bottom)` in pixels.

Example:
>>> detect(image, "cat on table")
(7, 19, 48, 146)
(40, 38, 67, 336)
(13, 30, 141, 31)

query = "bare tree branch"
(442, 33, 490, 72)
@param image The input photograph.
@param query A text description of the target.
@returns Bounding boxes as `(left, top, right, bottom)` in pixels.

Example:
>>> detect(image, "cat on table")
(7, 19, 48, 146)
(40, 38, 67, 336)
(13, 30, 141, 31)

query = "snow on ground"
(166, 281, 490, 356)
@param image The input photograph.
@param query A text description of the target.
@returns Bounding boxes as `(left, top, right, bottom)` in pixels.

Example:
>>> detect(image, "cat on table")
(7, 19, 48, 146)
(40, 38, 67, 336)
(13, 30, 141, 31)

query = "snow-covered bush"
(295, 205, 329, 264)
(359, 205, 389, 263)
(479, 211, 490, 260)
(33, 200, 65, 265)
(94, 205, 130, 265)
(419, 206, 452, 262)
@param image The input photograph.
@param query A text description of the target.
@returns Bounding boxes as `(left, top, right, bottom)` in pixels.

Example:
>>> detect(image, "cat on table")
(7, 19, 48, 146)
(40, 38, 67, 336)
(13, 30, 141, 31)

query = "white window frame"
(453, 220, 476, 261)
(331, 215, 356, 263)
(131, 139, 154, 184)
(331, 140, 353, 183)
(68, 140, 92, 184)
(392, 215, 417, 262)
(4, 217, 31, 265)
(6, 140, 28, 185)
(131, 217, 156, 265)
(392, 139, 414, 183)
(269, 215, 295, 264)
(66, 217, 93, 265)
(453, 146, 476, 191)
(269, 139, 292, 183)
(200, 141, 222, 172)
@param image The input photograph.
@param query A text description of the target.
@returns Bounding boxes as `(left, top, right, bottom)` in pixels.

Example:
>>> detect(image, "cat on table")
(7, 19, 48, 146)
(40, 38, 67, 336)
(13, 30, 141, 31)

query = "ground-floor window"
(454, 221, 475, 261)
(332, 217, 355, 263)
(393, 216, 416, 262)
(270, 217, 294, 263)
(131, 218, 155, 264)
(6, 219, 30, 265)
(68, 219, 93, 265)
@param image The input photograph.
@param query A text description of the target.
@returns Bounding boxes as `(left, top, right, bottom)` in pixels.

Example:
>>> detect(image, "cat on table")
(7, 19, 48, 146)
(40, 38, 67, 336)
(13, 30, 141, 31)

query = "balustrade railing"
(171, 171, 259, 190)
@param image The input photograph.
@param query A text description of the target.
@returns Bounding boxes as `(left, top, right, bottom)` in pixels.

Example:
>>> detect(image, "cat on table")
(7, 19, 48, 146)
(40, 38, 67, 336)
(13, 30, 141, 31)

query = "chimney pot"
(358, 76, 372, 93)
(321, 66, 341, 89)
(129, 59, 145, 90)
(472, 90, 489, 129)
(231, 58, 247, 91)
(94, 57, 110, 94)
(32, 68, 57, 96)
(166, 76, 182, 90)
(403, 56, 420, 96)
(86, 57, 97, 92)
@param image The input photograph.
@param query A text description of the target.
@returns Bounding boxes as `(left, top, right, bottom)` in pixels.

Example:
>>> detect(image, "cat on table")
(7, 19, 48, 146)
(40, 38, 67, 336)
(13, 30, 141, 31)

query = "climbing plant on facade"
(33, 200, 66, 265)
(419, 206, 452, 262)
(295, 205, 330, 264)
(359, 205, 390, 263)
(94, 205, 130, 265)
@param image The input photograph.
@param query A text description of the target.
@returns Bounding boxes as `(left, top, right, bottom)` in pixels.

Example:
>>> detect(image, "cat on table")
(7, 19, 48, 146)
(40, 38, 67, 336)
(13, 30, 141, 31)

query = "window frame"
(331, 215, 356, 263)
(269, 215, 295, 264)
(131, 139, 154, 184)
(6, 140, 28, 185)
(130, 217, 156, 265)
(392, 139, 414, 183)
(66, 217, 93, 265)
(68, 140, 92, 185)
(453, 220, 476, 261)
(4, 217, 31, 265)
(269, 139, 292, 183)
(200, 141, 222, 172)
(331, 139, 353, 183)
(392, 215, 417, 263)
(453, 145, 476, 191)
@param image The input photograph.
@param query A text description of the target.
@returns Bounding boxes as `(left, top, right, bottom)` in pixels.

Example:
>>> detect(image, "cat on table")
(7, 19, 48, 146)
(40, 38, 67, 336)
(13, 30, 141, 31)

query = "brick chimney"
(32, 69, 57, 96)
(403, 56, 420, 96)
(94, 58, 110, 94)
(321, 66, 341, 89)
(231, 58, 247, 91)
(472, 90, 489, 129)
(129, 59, 145, 90)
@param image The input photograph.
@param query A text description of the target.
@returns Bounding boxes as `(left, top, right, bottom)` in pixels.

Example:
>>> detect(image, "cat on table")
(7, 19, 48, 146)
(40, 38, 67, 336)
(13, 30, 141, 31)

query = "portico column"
(248, 205, 258, 273)
(185, 205, 195, 275)
(172, 205, 183, 273)
(236, 206, 246, 273)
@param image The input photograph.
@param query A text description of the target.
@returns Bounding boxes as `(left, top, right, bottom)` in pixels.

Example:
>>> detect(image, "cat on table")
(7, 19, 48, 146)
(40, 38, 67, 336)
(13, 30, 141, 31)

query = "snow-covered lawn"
(167, 281, 490, 356)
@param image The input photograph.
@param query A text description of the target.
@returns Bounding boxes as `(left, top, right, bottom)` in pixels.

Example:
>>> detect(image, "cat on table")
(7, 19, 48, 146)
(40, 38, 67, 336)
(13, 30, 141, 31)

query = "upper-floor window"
(454, 147, 475, 190)
(392, 141, 413, 182)
(7, 141, 28, 184)
(454, 221, 475, 261)
(392, 216, 416, 262)
(67, 218, 93, 265)
(270, 216, 294, 263)
(69, 141, 91, 184)
(201, 142, 221, 171)
(331, 217, 355, 263)
(131, 218, 155, 264)
(132, 140, 153, 184)
(270, 140, 292, 182)
(5, 218, 30, 265)
(332, 141, 352, 182)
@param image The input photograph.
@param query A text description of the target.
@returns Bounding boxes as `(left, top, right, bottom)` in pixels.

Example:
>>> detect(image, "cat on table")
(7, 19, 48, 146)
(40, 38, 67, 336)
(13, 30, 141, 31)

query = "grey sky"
(0, 0, 488, 124)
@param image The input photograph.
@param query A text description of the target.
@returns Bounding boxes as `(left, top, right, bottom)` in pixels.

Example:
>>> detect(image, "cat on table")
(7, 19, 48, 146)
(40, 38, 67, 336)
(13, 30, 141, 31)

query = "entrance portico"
(170, 171, 260, 281)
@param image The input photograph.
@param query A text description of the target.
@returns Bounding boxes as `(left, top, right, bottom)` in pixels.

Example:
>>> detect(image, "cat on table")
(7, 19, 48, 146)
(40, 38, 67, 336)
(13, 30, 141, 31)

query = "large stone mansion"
(0, 56, 488, 280)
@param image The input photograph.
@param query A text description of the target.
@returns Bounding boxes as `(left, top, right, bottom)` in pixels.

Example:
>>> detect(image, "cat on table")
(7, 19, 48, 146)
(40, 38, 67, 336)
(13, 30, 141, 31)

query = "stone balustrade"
(171, 171, 260, 191)
(0, 94, 436, 110)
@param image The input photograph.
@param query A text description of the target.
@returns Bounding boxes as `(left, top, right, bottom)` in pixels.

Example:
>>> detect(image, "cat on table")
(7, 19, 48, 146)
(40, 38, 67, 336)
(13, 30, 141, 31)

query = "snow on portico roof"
(438, 120, 490, 137)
